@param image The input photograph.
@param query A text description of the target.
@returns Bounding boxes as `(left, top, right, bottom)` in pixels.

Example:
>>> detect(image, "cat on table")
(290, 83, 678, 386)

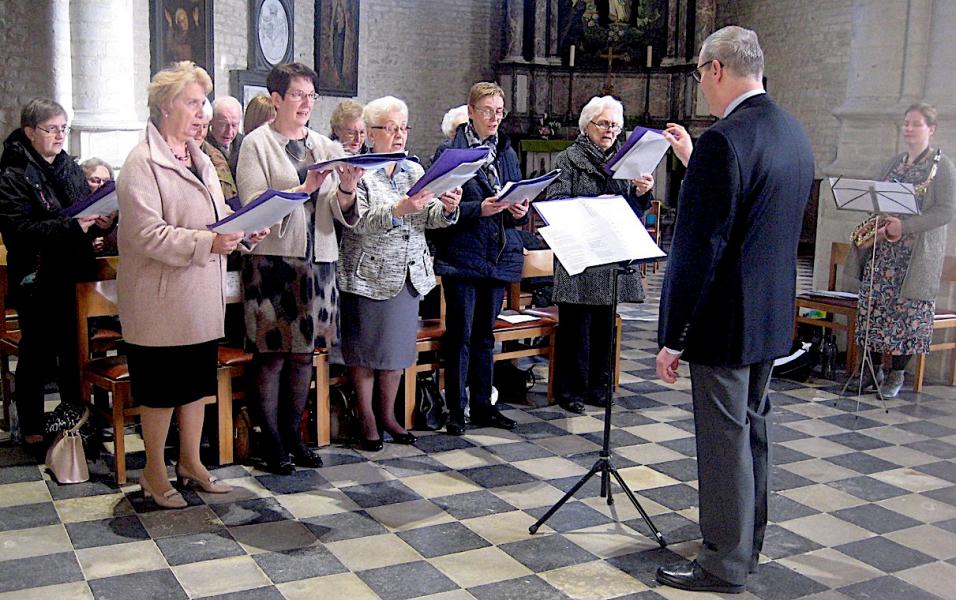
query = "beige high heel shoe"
(175, 464, 233, 494)
(139, 476, 187, 509)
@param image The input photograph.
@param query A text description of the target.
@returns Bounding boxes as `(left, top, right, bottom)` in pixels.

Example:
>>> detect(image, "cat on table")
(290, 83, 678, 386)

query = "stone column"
(923, 0, 956, 124)
(502, 0, 525, 63)
(51, 0, 73, 123)
(532, 0, 550, 64)
(68, 0, 144, 166)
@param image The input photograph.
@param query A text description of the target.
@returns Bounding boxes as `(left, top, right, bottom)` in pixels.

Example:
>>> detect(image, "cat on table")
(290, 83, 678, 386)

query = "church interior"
(0, 1, 953, 598)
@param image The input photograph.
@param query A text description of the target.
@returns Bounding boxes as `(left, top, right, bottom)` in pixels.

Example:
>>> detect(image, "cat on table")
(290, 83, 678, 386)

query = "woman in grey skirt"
(338, 96, 461, 451)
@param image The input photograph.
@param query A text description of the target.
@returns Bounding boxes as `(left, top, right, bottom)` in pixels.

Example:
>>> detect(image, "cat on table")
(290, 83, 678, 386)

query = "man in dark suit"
(655, 26, 814, 594)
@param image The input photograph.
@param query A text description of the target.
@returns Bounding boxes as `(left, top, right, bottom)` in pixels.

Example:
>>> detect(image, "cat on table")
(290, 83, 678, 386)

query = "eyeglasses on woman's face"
(285, 90, 319, 102)
(370, 124, 411, 136)
(472, 106, 509, 121)
(589, 120, 622, 133)
(36, 124, 70, 136)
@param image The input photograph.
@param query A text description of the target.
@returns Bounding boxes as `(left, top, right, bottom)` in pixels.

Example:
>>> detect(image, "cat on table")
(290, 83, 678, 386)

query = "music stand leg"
(528, 265, 666, 548)
(839, 225, 888, 414)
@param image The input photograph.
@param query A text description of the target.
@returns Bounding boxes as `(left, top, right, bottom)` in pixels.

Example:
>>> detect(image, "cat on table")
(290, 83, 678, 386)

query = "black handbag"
(493, 360, 536, 403)
(415, 371, 447, 431)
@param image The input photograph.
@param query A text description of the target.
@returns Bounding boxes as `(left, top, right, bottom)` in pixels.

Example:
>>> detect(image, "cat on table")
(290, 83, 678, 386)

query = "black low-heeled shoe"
(388, 431, 417, 445)
(263, 459, 295, 476)
(291, 447, 323, 468)
(358, 437, 383, 452)
(446, 422, 465, 436)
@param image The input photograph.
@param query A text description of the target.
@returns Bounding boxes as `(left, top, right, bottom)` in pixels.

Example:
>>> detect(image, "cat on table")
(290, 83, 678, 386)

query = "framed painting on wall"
(150, 0, 215, 81)
(231, 70, 270, 108)
(313, 0, 360, 97)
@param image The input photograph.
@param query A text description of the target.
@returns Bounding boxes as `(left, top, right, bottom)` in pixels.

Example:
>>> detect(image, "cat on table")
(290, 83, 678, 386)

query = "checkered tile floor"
(0, 264, 954, 599)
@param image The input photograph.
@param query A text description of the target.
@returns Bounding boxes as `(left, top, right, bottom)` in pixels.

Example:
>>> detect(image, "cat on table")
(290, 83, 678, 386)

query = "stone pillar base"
(69, 120, 144, 167)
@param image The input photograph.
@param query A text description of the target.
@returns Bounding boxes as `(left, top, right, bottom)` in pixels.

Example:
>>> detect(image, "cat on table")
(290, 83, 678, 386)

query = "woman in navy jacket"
(431, 82, 529, 436)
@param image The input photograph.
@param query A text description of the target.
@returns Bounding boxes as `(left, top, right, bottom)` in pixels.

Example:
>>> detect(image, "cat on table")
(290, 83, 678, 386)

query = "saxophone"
(850, 150, 942, 248)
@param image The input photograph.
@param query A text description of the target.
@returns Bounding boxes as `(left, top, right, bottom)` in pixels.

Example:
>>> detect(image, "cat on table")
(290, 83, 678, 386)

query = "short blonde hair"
(330, 100, 365, 131)
(243, 94, 276, 133)
(578, 96, 624, 133)
(468, 82, 505, 107)
(147, 61, 213, 123)
(363, 96, 408, 127)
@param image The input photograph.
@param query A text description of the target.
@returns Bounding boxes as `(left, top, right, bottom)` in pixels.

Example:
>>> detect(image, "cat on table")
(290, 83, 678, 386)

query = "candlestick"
(646, 45, 653, 68)
(569, 45, 576, 68)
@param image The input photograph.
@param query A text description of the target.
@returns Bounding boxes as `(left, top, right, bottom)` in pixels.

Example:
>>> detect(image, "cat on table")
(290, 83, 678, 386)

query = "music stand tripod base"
(527, 264, 666, 549)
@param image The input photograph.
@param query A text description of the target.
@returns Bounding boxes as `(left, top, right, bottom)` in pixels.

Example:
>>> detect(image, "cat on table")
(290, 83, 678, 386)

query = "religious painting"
(558, 0, 666, 69)
(149, 0, 215, 80)
(314, 0, 360, 97)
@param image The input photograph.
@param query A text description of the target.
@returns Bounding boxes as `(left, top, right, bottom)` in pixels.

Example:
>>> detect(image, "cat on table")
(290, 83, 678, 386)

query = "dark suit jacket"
(658, 93, 814, 367)
(208, 132, 244, 178)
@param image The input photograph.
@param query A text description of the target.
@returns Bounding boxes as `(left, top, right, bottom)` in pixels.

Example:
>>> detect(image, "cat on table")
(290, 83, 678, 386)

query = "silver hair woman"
(337, 95, 462, 451)
(544, 95, 655, 415)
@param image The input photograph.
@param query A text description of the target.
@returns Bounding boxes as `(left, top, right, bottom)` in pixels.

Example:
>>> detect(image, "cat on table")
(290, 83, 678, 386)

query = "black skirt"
(125, 340, 218, 408)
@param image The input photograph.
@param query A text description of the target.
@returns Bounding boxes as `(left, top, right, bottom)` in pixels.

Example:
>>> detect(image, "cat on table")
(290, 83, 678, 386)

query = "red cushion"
(218, 346, 253, 366)
(417, 318, 445, 340)
(85, 355, 130, 381)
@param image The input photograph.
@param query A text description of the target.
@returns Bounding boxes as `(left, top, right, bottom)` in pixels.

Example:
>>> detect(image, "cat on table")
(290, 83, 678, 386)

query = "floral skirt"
(855, 237, 934, 355)
(242, 256, 339, 353)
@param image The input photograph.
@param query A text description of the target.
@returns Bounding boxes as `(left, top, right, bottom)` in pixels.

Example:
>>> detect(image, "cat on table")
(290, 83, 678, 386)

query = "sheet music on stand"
(828, 177, 920, 214)
(534, 195, 665, 276)
(605, 127, 671, 180)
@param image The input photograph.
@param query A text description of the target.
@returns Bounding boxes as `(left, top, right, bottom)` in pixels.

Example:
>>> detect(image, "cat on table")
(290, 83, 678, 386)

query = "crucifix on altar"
(600, 45, 630, 95)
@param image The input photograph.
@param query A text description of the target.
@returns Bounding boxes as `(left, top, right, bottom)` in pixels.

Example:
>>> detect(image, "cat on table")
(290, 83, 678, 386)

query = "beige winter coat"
(116, 122, 232, 347)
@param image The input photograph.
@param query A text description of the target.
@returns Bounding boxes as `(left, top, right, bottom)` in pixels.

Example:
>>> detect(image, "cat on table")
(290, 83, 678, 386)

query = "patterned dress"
(241, 138, 340, 353)
(855, 155, 936, 355)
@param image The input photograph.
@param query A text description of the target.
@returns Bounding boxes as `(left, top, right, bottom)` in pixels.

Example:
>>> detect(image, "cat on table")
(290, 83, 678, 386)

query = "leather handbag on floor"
(45, 407, 90, 484)
(415, 371, 447, 431)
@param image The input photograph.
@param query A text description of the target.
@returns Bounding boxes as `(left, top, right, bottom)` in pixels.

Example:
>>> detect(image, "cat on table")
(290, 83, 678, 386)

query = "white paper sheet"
(208, 190, 309, 234)
(496, 170, 561, 205)
(829, 177, 919, 215)
(535, 195, 665, 276)
(497, 313, 540, 324)
(607, 128, 671, 180)
(409, 159, 486, 197)
(309, 151, 407, 172)
(67, 189, 119, 218)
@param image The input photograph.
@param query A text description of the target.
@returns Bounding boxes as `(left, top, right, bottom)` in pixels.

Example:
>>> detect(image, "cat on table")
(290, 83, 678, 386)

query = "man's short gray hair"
(212, 96, 242, 116)
(364, 96, 408, 126)
(700, 26, 764, 80)
(578, 96, 624, 133)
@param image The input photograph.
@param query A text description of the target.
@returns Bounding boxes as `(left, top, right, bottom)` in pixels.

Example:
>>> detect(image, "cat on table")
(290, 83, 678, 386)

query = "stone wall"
(716, 0, 854, 178)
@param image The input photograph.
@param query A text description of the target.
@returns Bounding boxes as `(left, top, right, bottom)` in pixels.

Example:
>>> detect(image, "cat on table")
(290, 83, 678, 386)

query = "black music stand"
(829, 177, 920, 412)
(528, 260, 666, 548)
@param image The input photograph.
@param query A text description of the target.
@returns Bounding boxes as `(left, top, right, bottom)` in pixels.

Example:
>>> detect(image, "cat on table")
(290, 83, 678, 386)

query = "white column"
(51, 0, 73, 124)
(68, 0, 143, 166)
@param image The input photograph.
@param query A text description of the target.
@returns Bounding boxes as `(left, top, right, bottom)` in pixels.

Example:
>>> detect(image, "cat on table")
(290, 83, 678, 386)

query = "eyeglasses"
(370, 124, 411, 136)
(589, 120, 622, 133)
(339, 128, 366, 139)
(285, 90, 319, 101)
(472, 106, 509, 121)
(36, 125, 70, 136)
(87, 177, 111, 186)
(691, 59, 715, 83)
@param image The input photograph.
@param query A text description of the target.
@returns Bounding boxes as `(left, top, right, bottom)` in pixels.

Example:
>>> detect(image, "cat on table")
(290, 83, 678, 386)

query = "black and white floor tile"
(0, 263, 954, 599)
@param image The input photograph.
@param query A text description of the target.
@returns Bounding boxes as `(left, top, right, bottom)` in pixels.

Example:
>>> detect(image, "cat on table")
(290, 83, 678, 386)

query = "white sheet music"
(411, 159, 486, 197)
(535, 195, 665, 276)
(67, 189, 119, 218)
(608, 128, 671, 180)
(828, 177, 920, 214)
(208, 190, 309, 234)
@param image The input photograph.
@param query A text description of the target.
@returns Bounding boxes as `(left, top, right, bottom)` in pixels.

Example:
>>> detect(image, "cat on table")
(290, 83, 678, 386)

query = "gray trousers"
(689, 360, 773, 585)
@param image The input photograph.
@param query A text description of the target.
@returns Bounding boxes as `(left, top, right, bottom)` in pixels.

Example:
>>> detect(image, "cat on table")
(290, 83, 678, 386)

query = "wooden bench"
(795, 241, 956, 391)
(76, 259, 249, 483)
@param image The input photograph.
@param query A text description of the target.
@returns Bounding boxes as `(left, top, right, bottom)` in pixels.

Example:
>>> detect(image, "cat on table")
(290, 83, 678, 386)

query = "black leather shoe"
(358, 437, 383, 452)
(264, 459, 296, 476)
(470, 411, 516, 430)
(388, 431, 417, 445)
(446, 422, 465, 436)
(291, 447, 323, 468)
(559, 400, 586, 414)
(655, 560, 744, 594)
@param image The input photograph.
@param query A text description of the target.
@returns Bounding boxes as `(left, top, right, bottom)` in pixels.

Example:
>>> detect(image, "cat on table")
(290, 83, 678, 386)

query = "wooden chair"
(513, 250, 625, 390)
(641, 199, 662, 275)
(795, 241, 956, 390)
(76, 259, 248, 483)
(794, 242, 858, 371)
(914, 257, 956, 391)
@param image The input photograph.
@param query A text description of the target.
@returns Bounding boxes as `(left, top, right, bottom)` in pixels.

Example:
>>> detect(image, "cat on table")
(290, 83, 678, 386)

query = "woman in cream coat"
(118, 62, 268, 508)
